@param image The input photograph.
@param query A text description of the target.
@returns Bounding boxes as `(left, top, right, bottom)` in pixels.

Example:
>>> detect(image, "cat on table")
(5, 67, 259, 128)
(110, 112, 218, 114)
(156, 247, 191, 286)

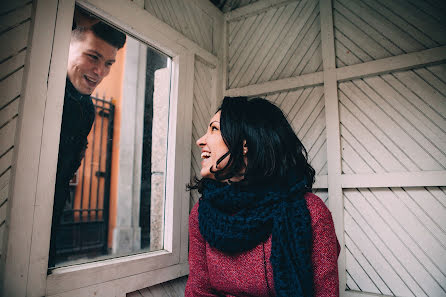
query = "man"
(48, 21, 126, 268)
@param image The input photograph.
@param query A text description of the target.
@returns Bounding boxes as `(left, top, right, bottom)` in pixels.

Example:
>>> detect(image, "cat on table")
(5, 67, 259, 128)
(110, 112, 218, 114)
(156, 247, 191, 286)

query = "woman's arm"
(306, 194, 341, 297)
(185, 203, 218, 297)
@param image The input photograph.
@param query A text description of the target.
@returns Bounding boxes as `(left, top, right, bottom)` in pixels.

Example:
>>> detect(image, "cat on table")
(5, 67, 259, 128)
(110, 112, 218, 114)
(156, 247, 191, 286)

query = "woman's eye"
(211, 126, 218, 131)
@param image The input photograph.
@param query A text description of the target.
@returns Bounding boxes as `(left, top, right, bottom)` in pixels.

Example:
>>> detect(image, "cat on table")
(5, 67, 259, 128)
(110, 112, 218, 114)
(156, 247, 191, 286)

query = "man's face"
(67, 30, 118, 95)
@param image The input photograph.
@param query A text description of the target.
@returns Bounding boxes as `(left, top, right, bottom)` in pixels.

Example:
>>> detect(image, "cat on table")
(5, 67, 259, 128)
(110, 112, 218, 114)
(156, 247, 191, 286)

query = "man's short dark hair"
(72, 22, 126, 49)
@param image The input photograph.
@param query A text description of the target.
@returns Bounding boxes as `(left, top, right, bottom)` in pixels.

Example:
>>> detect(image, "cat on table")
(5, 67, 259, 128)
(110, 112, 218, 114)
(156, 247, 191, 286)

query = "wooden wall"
(223, 0, 446, 296)
(0, 0, 32, 259)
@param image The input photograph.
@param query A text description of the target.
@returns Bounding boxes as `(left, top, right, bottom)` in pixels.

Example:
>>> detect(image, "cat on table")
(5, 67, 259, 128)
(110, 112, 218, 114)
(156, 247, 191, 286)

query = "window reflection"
(49, 5, 171, 269)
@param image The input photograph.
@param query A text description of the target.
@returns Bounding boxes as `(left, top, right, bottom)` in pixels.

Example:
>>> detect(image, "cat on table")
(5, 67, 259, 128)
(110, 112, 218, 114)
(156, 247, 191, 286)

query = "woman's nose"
(196, 134, 205, 147)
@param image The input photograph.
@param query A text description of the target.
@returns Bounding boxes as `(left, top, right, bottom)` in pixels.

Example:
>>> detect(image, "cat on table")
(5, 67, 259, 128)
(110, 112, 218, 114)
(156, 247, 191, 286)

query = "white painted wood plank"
(0, 50, 26, 80)
(228, 16, 257, 63)
(336, 46, 446, 82)
(229, 7, 278, 86)
(0, 68, 23, 109)
(292, 87, 323, 136)
(338, 0, 422, 54)
(427, 64, 446, 83)
(0, 0, 30, 15)
(353, 76, 445, 170)
(333, 11, 390, 62)
(344, 290, 395, 297)
(345, 234, 393, 295)
(0, 98, 19, 128)
(0, 21, 30, 62)
(0, 148, 13, 177)
(236, 3, 297, 87)
(376, 0, 446, 45)
(344, 191, 425, 296)
(0, 118, 17, 156)
(341, 171, 446, 188)
(345, 240, 382, 295)
(368, 188, 446, 295)
(225, 0, 295, 21)
(0, 168, 10, 190)
(334, 28, 371, 66)
(340, 132, 375, 174)
(363, 188, 446, 287)
(392, 70, 446, 120)
(414, 67, 446, 97)
(267, 0, 319, 82)
(275, 89, 303, 117)
(339, 83, 419, 172)
(0, 201, 6, 225)
(0, 3, 32, 33)
(280, 16, 321, 79)
(225, 71, 324, 97)
(368, 0, 440, 49)
(379, 73, 446, 152)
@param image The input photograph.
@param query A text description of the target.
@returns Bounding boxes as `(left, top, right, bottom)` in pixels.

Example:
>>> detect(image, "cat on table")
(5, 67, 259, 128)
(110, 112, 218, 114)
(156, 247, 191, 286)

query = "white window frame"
(2, 0, 220, 296)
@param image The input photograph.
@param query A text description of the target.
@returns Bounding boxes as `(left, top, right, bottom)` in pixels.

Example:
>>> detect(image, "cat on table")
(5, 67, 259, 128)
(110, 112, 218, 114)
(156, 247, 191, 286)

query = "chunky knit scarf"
(198, 176, 314, 297)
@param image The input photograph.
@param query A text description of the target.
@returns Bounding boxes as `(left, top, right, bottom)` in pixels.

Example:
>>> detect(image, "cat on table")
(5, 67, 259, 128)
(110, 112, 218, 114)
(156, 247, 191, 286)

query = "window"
(48, 6, 173, 269)
(0, 0, 223, 295)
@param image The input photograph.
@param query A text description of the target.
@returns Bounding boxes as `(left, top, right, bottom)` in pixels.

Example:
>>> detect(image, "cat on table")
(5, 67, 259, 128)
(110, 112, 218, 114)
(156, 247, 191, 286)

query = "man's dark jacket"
(48, 78, 95, 267)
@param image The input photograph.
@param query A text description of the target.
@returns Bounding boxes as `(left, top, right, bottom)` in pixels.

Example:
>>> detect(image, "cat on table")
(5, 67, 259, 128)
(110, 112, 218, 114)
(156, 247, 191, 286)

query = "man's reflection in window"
(48, 17, 126, 268)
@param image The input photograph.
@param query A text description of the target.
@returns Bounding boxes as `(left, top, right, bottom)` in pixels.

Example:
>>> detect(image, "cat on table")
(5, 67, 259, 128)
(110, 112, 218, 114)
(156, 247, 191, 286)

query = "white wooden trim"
(1, 0, 60, 296)
(224, 71, 324, 97)
(46, 250, 176, 295)
(225, 0, 295, 21)
(336, 46, 446, 82)
(343, 290, 388, 297)
(320, 0, 346, 292)
(47, 262, 189, 297)
(78, 0, 218, 67)
(178, 54, 195, 264)
(341, 171, 446, 188)
(26, 0, 75, 295)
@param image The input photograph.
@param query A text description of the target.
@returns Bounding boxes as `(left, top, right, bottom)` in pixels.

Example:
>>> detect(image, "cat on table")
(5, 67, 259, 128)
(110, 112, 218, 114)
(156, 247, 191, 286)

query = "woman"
(185, 97, 340, 297)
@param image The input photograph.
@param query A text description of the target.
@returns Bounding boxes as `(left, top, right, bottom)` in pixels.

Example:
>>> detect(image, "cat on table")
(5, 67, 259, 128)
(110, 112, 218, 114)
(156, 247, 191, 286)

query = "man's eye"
(88, 54, 98, 60)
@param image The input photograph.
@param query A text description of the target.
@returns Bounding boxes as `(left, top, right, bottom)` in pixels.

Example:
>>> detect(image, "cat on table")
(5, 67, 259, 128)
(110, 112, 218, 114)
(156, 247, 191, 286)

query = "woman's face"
(196, 111, 230, 179)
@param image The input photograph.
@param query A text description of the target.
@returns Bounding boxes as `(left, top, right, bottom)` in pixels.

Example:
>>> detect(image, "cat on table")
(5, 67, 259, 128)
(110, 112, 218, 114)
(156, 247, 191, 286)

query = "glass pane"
(48, 5, 171, 269)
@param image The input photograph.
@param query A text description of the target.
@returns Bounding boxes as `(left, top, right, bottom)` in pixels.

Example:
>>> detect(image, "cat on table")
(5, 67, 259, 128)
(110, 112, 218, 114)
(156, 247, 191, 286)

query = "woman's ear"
(243, 140, 248, 155)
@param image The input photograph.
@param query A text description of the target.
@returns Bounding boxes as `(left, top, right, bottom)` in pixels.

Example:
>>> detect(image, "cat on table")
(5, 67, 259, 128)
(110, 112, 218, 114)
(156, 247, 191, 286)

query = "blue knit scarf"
(198, 177, 314, 297)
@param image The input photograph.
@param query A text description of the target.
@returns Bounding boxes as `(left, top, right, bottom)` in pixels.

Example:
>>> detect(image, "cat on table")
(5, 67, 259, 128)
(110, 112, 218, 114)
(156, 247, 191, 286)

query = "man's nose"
(94, 64, 107, 78)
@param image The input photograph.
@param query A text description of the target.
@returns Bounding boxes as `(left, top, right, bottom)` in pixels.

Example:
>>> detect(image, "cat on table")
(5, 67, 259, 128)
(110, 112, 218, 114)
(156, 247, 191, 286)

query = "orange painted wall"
(97, 44, 126, 249)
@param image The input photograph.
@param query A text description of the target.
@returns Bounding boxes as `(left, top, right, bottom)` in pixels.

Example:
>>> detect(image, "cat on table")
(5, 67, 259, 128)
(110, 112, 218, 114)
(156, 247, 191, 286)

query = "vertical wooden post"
(319, 0, 346, 293)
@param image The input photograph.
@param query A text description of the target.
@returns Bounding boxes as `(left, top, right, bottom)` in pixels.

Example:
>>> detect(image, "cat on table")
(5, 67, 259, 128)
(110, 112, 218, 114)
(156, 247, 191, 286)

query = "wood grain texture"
(334, 0, 446, 67)
(340, 65, 446, 174)
(344, 187, 446, 296)
(227, 0, 322, 88)
(144, 0, 214, 54)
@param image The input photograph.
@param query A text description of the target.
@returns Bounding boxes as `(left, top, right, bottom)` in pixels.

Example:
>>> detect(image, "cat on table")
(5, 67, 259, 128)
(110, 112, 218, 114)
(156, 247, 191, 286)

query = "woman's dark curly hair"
(190, 96, 315, 190)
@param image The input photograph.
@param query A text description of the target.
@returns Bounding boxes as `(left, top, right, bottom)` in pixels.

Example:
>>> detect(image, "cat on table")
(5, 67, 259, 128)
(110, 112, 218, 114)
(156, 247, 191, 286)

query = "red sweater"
(185, 193, 340, 297)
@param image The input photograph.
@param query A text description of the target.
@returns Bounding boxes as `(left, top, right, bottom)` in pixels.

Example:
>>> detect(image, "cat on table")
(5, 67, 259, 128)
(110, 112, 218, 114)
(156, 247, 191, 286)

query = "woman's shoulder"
(303, 192, 333, 225)
(189, 201, 200, 227)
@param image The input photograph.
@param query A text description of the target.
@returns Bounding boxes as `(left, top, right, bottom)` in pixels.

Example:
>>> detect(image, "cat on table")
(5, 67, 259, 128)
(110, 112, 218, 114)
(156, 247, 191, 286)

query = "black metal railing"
(56, 96, 114, 259)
